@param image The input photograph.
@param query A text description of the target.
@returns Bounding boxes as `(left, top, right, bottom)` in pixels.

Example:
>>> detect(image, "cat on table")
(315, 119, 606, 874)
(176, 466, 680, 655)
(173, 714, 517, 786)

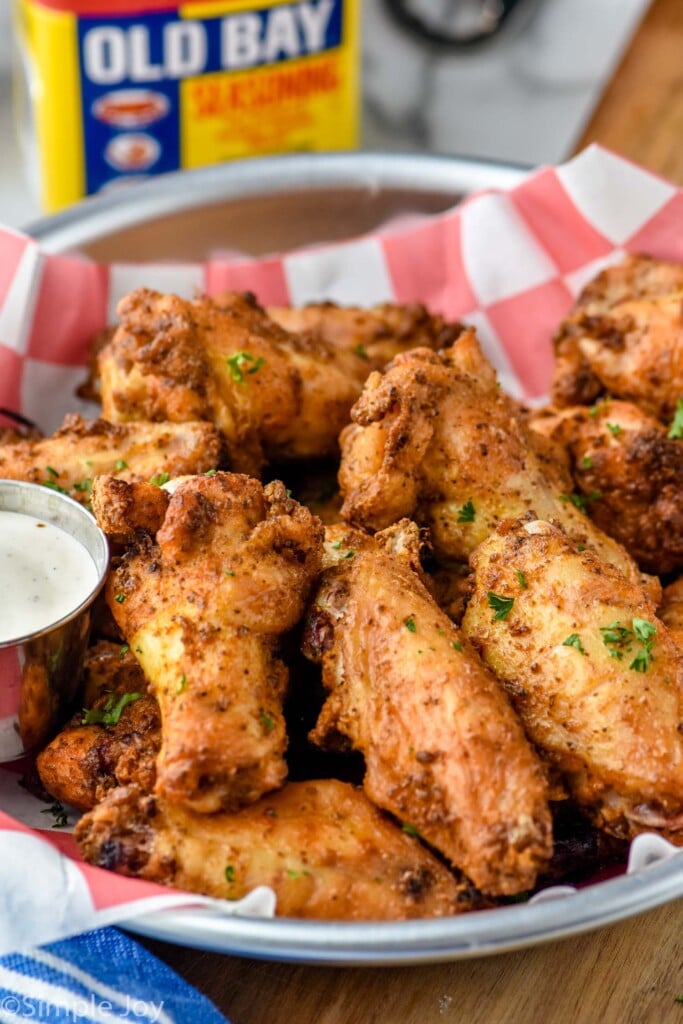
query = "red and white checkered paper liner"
(0, 143, 681, 949)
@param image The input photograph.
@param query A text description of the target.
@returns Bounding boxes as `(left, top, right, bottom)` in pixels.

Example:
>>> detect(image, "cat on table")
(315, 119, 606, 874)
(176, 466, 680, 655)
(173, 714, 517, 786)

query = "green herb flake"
(404, 615, 417, 633)
(119, 644, 130, 660)
(224, 570, 235, 577)
(73, 478, 92, 493)
(149, 472, 171, 487)
(225, 865, 235, 884)
(259, 708, 275, 732)
(176, 674, 187, 695)
(451, 641, 463, 653)
(226, 351, 264, 383)
(81, 691, 143, 727)
(487, 592, 514, 622)
(562, 633, 586, 655)
(265, 808, 278, 819)
(606, 422, 622, 437)
(674, 995, 683, 1004)
(515, 570, 528, 590)
(331, 540, 342, 550)
(629, 649, 652, 673)
(581, 456, 593, 469)
(40, 799, 68, 829)
(355, 343, 369, 360)
(42, 480, 68, 494)
(667, 399, 683, 440)
(204, 469, 217, 477)
(560, 490, 602, 513)
(456, 499, 476, 523)
(402, 824, 421, 838)
(115, 459, 129, 471)
(45, 466, 59, 478)
(342, 549, 355, 559)
(114, 594, 126, 604)
(633, 618, 656, 644)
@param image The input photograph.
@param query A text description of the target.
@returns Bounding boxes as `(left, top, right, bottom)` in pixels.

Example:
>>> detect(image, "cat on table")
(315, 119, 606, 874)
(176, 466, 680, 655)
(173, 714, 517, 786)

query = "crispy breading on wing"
(267, 300, 463, 368)
(99, 289, 461, 476)
(659, 577, 683, 649)
(75, 780, 480, 920)
(339, 330, 652, 594)
(462, 517, 683, 844)
(36, 696, 160, 811)
(0, 414, 222, 503)
(529, 400, 683, 574)
(301, 522, 552, 896)
(80, 640, 148, 707)
(93, 472, 324, 813)
(552, 254, 683, 419)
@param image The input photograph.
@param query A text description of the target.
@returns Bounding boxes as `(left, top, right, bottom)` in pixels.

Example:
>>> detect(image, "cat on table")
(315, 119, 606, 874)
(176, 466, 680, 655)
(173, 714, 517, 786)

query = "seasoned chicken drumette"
(339, 329, 653, 595)
(92, 472, 324, 814)
(462, 517, 683, 844)
(301, 522, 552, 897)
(0, 413, 222, 503)
(659, 577, 683, 649)
(75, 780, 481, 920)
(99, 289, 459, 476)
(552, 253, 683, 420)
(529, 399, 683, 574)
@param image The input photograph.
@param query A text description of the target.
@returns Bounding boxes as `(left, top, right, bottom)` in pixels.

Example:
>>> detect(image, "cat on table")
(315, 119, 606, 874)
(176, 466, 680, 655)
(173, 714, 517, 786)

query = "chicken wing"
(93, 471, 324, 813)
(301, 521, 552, 896)
(551, 254, 683, 420)
(0, 414, 222, 503)
(461, 516, 683, 843)
(659, 577, 683, 649)
(36, 694, 160, 811)
(529, 399, 683, 574)
(79, 640, 148, 707)
(99, 290, 460, 476)
(339, 330, 653, 595)
(75, 780, 480, 920)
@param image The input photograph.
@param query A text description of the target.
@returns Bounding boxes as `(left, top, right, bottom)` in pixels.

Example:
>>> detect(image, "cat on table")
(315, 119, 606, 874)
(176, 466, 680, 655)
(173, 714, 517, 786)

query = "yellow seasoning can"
(14, 0, 360, 212)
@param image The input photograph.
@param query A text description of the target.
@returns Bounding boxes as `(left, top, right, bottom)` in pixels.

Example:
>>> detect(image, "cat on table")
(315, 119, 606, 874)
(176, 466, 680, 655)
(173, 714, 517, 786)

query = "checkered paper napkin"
(0, 142, 681, 960)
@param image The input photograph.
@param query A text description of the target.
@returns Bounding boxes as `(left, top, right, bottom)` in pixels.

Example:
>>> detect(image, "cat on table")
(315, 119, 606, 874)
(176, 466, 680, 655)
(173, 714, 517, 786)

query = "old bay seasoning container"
(14, 0, 360, 212)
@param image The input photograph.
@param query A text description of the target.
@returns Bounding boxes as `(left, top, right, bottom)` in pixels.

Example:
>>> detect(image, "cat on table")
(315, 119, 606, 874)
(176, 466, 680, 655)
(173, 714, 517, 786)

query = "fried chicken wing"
(529, 400, 683, 574)
(79, 640, 148, 707)
(93, 472, 323, 813)
(552, 254, 683, 420)
(0, 414, 222, 503)
(36, 695, 160, 811)
(660, 577, 683, 649)
(301, 522, 552, 896)
(75, 780, 480, 920)
(99, 290, 460, 476)
(339, 330, 652, 595)
(267, 300, 463, 368)
(461, 517, 683, 844)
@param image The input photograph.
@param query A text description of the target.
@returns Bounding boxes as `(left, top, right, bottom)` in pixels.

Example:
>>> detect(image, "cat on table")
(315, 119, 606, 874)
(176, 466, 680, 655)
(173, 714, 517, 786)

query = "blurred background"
(0, 0, 651, 227)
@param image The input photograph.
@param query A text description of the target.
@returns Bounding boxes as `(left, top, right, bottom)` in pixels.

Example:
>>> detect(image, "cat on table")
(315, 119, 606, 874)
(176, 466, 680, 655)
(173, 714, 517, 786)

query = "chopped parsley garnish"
(115, 459, 129, 471)
(402, 824, 421, 838)
(633, 618, 657, 644)
(45, 466, 59, 478)
(600, 618, 656, 671)
(456, 499, 476, 523)
(562, 633, 586, 655)
(204, 469, 217, 477)
(605, 422, 622, 437)
(259, 708, 275, 732)
(149, 472, 170, 487)
(331, 540, 342, 550)
(40, 800, 68, 829)
(82, 691, 143, 727)
(667, 399, 683, 440)
(119, 644, 130, 660)
(224, 570, 235, 577)
(404, 615, 417, 633)
(581, 456, 593, 469)
(515, 570, 528, 590)
(42, 480, 68, 494)
(226, 351, 264, 383)
(114, 594, 126, 604)
(451, 640, 463, 653)
(355, 343, 369, 360)
(342, 550, 355, 559)
(73, 478, 92, 493)
(560, 490, 602, 513)
(487, 592, 514, 621)
(225, 865, 235, 884)
(286, 868, 311, 878)
(176, 674, 187, 695)
(589, 399, 610, 419)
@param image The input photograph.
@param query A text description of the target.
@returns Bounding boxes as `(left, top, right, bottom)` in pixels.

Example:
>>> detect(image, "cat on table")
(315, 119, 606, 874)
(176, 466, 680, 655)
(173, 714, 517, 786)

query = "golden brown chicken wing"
(529, 399, 683, 574)
(339, 329, 653, 595)
(301, 521, 552, 896)
(75, 780, 480, 920)
(659, 576, 683, 649)
(99, 290, 460, 476)
(93, 471, 323, 814)
(461, 516, 683, 844)
(36, 695, 160, 811)
(551, 254, 683, 420)
(80, 640, 148, 707)
(0, 413, 222, 503)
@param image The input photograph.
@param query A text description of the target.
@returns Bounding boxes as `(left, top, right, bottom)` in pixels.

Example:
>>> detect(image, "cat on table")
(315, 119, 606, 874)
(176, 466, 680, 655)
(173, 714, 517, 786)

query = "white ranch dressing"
(0, 511, 99, 643)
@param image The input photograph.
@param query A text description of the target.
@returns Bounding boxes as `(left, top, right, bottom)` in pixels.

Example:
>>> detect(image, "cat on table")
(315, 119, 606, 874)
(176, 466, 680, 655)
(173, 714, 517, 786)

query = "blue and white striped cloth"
(0, 927, 228, 1023)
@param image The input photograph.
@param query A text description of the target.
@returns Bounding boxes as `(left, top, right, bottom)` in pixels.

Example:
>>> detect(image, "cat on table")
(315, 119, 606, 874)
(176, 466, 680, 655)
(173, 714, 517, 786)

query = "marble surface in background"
(0, 0, 650, 228)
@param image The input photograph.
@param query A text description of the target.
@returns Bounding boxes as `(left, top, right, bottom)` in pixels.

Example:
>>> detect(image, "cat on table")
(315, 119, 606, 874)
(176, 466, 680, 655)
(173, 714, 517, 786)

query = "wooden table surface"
(142, 2, 683, 1020)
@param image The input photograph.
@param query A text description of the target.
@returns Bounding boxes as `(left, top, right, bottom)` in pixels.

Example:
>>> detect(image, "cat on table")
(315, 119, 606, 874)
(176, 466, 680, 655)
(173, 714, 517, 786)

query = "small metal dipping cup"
(0, 480, 109, 761)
